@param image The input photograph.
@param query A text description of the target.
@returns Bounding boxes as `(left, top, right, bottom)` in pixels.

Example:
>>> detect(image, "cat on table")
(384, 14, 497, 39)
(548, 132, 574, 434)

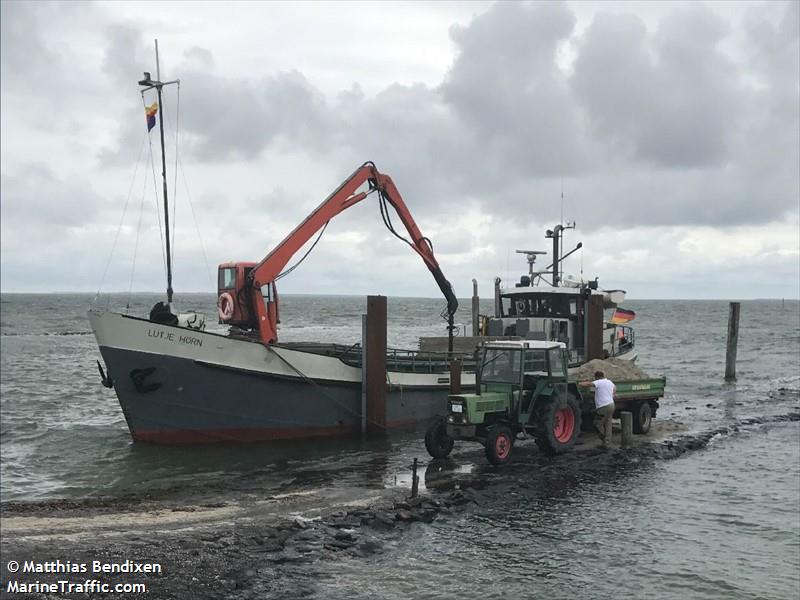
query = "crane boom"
(217, 162, 458, 348)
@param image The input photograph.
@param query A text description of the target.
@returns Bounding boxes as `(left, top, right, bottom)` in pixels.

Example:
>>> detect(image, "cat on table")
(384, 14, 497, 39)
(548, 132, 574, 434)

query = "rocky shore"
(2, 412, 797, 599)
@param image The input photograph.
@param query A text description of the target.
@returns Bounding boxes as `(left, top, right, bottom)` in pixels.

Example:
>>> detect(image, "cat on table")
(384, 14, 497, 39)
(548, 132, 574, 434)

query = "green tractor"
(425, 341, 583, 465)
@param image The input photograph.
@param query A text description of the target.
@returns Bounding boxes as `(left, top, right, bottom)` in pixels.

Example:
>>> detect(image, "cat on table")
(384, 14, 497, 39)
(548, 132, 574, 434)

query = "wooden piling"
(365, 295, 387, 434)
(725, 302, 740, 381)
(620, 411, 633, 449)
(411, 458, 419, 498)
(474, 348, 482, 394)
(361, 314, 368, 435)
(471, 279, 480, 336)
(449, 357, 462, 395)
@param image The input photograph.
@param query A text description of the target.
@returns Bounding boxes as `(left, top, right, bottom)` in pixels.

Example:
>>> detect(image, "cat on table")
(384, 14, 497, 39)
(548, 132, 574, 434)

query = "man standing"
(579, 371, 616, 448)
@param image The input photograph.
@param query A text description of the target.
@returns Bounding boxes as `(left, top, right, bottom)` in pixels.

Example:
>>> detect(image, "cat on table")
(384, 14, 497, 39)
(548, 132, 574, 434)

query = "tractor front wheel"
(425, 418, 454, 459)
(485, 425, 514, 466)
(534, 394, 582, 455)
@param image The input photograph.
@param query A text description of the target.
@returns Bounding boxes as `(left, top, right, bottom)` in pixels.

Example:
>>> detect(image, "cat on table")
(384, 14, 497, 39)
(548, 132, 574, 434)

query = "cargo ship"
(91, 60, 470, 444)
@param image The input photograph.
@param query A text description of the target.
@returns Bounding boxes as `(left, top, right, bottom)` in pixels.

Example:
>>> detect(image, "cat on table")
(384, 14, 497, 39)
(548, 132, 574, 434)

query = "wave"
(1, 331, 93, 337)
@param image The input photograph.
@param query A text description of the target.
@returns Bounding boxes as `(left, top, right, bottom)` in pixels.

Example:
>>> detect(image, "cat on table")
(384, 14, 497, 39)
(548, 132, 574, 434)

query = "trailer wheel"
(425, 418, 454, 459)
(485, 426, 514, 466)
(632, 401, 653, 435)
(534, 394, 582, 455)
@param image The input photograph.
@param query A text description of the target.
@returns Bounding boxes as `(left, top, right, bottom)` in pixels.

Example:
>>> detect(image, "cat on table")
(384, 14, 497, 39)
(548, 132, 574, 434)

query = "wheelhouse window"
(219, 267, 236, 289)
(500, 294, 574, 318)
(480, 348, 522, 384)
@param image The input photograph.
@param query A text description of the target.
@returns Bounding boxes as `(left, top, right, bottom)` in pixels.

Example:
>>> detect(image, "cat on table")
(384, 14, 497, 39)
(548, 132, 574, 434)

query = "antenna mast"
(138, 39, 179, 305)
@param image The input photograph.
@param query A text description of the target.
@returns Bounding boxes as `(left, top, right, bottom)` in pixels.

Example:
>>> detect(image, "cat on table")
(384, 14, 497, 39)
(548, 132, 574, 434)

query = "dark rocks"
(366, 512, 396, 530)
(292, 518, 310, 529)
(267, 550, 307, 564)
(324, 539, 355, 551)
(353, 540, 382, 557)
(416, 509, 437, 523)
(334, 530, 356, 542)
(447, 489, 476, 506)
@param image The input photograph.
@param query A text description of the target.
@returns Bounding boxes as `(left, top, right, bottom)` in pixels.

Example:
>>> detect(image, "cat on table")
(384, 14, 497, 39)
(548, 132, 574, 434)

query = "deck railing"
(333, 343, 475, 374)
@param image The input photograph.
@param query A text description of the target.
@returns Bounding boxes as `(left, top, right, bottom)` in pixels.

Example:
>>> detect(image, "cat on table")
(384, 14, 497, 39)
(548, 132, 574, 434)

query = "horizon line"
(1, 291, 798, 302)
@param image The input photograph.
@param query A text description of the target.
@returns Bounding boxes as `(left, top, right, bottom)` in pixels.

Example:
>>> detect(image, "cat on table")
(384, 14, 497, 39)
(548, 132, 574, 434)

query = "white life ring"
(218, 292, 235, 320)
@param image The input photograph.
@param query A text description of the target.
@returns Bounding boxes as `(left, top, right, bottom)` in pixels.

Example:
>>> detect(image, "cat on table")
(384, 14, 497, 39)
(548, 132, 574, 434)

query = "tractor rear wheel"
(425, 418, 454, 459)
(485, 425, 514, 466)
(632, 401, 653, 434)
(534, 394, 582, 455)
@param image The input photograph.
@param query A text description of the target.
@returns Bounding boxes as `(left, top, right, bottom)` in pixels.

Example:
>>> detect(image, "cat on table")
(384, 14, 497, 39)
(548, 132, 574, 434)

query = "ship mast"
(138, 40, 179, 305)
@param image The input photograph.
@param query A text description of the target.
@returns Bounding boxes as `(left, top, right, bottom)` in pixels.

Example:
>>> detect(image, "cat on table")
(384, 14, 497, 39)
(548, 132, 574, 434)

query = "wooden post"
(586, 294, 605, 360)
(449, 357, 462, 395)
(361, 314, 368, 436)
(474, 347, 482, 395)
(365, 295, 387, 434)
(410, 458, 419, 498)
(471, 279, 480, 336)
(725, 302, 740, 381)
(620, 411, 633, 449)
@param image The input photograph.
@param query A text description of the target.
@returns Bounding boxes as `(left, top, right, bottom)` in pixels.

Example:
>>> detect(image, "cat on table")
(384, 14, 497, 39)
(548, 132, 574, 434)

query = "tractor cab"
(478, 341, 568, 393)
(427, 340, 579, 465)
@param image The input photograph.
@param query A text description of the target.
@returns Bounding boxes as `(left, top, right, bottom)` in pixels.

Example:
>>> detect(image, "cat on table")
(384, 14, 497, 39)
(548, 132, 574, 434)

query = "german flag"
(610, 308, 635, 324)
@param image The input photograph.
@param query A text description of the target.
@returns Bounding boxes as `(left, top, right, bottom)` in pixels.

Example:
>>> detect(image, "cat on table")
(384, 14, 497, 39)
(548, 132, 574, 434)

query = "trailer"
(578, 377, 666, 435)
(425, 340, 666, 465)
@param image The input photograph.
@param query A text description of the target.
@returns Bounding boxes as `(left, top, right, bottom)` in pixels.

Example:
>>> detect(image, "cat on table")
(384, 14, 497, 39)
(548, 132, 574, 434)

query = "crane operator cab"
(217, 262, 257, 326)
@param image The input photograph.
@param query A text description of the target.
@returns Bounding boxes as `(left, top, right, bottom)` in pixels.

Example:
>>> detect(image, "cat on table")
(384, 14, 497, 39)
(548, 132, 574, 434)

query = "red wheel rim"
(495, 433, 511, 459)
(553, 408, 575, 442)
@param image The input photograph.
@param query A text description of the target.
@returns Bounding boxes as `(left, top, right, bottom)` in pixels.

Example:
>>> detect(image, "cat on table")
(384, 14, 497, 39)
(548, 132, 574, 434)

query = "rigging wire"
(171, 81, 180, 270)
(128, 168, 150, 312)
(94, 130, 147, 303)
(154, 80, 214, 291)
(177, 158, 214, 289)
(142, 94, 168, 284)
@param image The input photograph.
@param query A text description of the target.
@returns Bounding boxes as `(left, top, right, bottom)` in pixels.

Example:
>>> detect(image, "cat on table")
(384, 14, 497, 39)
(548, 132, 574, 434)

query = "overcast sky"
(1, 0, 798, 300)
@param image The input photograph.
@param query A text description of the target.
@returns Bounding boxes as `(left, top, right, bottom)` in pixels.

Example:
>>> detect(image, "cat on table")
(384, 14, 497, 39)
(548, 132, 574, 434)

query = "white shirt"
(593, 378, 616, 409)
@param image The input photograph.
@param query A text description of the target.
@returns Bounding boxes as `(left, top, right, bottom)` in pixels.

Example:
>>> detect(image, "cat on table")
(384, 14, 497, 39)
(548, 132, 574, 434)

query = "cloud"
(441, 1, 587, 177)
(0, 165, 104, 227)
(0, 1, 61, 91)
(1, 1, 797, 300)
(570, 6, 740, 168)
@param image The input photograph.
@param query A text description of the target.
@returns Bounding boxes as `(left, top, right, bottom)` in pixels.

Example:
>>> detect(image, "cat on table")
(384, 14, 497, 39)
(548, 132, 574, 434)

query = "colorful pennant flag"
(610, 308, 636, 324)
(145, 102, 159, 131)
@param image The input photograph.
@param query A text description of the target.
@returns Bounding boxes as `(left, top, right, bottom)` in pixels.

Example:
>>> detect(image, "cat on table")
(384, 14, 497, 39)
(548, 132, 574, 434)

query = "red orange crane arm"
(247, 162, 457, 345)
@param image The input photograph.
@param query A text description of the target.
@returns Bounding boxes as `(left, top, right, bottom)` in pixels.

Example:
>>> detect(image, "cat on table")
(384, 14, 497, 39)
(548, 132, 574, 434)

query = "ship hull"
(89, 310, 472, 444)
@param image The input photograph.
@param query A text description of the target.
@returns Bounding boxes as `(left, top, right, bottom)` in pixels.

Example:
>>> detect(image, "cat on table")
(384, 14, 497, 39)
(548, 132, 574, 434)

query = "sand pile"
(571, 358, 651, 382)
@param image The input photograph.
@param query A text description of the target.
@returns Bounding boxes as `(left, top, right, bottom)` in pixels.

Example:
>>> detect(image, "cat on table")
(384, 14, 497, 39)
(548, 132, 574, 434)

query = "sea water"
(1, 294, 798, 599)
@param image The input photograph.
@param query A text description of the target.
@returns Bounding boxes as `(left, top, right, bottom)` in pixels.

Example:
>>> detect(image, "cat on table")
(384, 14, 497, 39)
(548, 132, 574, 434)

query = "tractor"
(425, 340, 582, 465)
